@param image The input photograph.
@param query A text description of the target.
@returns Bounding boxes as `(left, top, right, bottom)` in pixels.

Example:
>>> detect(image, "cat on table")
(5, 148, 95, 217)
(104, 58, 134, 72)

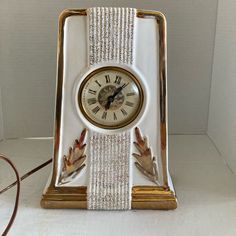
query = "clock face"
(78, 66, 144, 129)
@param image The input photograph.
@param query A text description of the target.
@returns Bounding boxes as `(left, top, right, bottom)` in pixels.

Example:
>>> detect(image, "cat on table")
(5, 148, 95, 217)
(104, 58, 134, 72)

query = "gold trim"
(137, 9, 169, 188)
(78, 66, 144, 129)
(41, 186, 177, 209)
(41, 9, 177, 210)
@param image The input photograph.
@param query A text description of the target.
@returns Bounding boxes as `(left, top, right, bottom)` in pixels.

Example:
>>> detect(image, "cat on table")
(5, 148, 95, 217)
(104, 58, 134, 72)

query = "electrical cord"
(0, 155, 52, 235)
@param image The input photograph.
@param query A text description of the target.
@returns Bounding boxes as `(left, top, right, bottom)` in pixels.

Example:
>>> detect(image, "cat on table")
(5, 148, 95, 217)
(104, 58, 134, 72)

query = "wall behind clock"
(207, 0, 236, 173)
(0, 0, 218, 138)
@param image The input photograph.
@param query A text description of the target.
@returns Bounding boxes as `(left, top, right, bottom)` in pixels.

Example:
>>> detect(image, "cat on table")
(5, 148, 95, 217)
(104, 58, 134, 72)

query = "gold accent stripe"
(137, 10, 169, 188)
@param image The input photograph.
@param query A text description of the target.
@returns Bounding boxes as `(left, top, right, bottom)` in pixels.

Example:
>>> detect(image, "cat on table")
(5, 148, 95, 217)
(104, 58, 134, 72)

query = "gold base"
(131, 186, 177, 210)
(41, 186, 177, 210)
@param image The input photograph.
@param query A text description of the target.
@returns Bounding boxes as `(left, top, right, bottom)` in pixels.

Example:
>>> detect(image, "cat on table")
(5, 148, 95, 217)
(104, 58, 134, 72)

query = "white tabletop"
(1, 135, 236, 236)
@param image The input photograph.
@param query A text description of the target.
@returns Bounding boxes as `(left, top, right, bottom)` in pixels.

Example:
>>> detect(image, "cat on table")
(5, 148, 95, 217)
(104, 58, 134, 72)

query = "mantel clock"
(41, 7, 177, 210)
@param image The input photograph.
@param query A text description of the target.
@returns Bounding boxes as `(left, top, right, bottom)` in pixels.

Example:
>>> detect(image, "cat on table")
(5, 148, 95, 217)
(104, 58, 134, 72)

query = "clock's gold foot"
(41, 186, 87, 209)
(41, 186, 177, 210)
(132, 186, 177, 210)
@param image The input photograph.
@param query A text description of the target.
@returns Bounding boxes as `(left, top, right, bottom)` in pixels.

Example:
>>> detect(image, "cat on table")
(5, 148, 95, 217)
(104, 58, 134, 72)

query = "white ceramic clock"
(41, 7, 177, 210)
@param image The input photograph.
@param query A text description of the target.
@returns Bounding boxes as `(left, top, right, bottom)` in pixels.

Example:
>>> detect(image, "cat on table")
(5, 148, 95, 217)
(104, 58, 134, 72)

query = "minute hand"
(111, 86, 123, 99)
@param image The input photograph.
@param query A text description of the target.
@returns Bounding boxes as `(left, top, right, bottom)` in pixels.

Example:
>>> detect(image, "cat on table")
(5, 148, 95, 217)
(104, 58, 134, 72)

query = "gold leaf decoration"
(132, 127, 159, 185)
(58, 129, 87, 184)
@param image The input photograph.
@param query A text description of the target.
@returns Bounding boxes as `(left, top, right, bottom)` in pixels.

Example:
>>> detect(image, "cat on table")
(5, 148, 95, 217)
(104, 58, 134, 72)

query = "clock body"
(41, 8, 177, 210)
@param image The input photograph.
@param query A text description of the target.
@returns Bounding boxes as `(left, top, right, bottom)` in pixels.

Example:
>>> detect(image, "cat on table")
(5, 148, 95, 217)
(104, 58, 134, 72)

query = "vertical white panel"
(208, 0, 236, 172)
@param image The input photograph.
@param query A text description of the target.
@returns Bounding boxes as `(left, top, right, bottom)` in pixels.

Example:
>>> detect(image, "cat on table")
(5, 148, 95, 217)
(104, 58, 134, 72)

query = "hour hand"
(105, 96, 113, 110)
(105, 100, 111, 110)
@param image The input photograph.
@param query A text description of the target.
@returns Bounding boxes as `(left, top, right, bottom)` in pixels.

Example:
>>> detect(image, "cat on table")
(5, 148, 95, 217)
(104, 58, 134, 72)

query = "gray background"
(208, 0, 236, 172)
(0, 0, 218, 138)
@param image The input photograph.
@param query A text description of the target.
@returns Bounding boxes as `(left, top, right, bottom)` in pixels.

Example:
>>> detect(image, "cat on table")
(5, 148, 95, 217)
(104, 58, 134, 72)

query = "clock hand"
(105, 86, 123, 110)
(105, 103, 110, 110)
(105, 98, 112, 110)
(111, 86, 123, 98)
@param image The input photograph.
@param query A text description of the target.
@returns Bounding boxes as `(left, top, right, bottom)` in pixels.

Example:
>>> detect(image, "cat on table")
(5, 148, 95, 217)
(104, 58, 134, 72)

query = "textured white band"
(88, 7, 135, 65)
(88, 132, 131, 210)
(87, 7, 135, 210)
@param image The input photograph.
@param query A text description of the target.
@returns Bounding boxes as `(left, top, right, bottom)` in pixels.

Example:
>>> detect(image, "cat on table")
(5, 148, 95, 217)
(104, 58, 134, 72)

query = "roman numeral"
(121, 83, 129, 89)
(114, 75, 122, 84)
(125, 101, 134, 107)
(105, 75, 110, 83)
(101, 111, 107, 120)
(113, 112, 117, 120)
(95, 80, 101, 87)
(87, 98, 97, 105)
(121, 108, 128, 116)
(92, 106, 100, 114)
(88, 89, 97, 95)
(126, 92, 135, 96)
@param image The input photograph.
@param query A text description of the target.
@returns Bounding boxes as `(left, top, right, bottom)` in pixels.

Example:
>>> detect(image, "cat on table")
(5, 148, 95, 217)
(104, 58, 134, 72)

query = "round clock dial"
(78, 67, 144, 129)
